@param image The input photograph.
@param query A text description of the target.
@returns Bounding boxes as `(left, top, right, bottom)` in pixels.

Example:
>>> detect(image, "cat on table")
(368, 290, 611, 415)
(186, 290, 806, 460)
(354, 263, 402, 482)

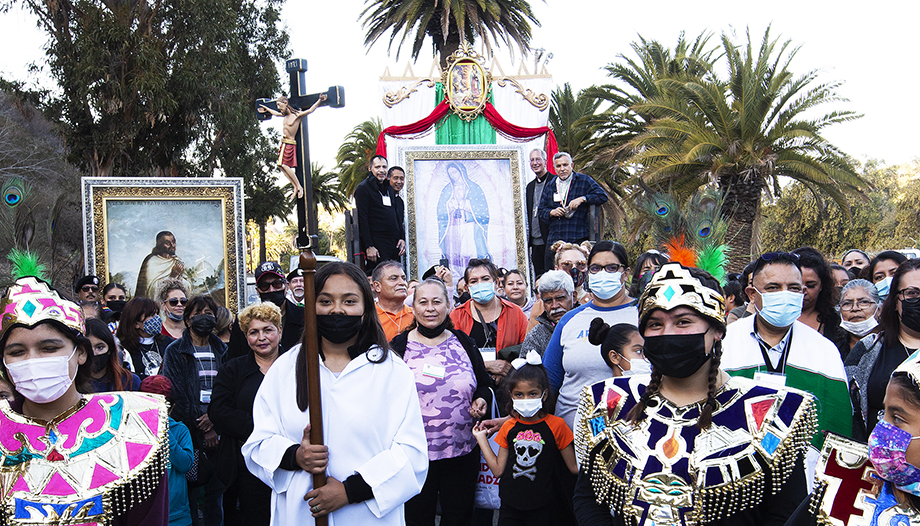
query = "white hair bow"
(512, 350, 542, 369)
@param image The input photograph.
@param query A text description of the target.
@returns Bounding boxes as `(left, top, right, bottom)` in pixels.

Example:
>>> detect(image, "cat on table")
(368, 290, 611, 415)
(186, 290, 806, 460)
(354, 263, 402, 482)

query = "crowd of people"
(3, 152, 920, 526)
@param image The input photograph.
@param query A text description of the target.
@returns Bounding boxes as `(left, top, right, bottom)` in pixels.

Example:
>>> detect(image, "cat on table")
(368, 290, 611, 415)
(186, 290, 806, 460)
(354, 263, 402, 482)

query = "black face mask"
(261, 290, 286, 308)
(901, 298, 920, 333)
(107, 300, 127, 313)
(458, 292, 471, 304)
(316, 314, 363, 344)
(189, 314, 217, 336)
(643, 332, 711, 378)
(91, 353, 110, 373)
(417, 318, 451, 339)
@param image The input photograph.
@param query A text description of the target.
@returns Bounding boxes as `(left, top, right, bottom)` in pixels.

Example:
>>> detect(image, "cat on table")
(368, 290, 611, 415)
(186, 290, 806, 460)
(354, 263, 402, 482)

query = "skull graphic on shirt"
(512, 429, 545, 480)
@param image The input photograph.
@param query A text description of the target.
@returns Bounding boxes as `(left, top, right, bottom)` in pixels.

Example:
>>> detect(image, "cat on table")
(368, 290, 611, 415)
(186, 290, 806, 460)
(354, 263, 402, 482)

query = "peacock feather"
(639, 187, 730, 283)
(641, 193, 683, 247)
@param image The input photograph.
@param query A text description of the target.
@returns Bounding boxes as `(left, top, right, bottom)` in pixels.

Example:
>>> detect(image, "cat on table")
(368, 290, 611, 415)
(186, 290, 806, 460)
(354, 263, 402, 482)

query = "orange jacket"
(450, 298, 528, 351)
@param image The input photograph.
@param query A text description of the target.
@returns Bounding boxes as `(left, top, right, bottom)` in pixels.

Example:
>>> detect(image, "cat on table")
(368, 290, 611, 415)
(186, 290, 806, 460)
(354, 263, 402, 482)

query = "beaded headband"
(0, 276, 85, 338)
(638, 263, 725, 325)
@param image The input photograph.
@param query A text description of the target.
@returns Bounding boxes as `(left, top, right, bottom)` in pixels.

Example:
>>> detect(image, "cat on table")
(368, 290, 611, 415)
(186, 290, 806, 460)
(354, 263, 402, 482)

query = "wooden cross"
(256, 60, 344, 526)
(256, 58, 344, 248)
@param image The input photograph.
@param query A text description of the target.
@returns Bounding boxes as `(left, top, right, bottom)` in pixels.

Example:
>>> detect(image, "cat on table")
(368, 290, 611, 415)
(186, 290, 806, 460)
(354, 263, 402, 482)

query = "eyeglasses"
(559, 261, 587, 271)
(257, 279, 286, 292)
(837, 299, 878, 312)
(588, 263, 626, 274)
(167, 298, 189, 307)
(81, 285, 99, 293)
(898, 287, 920, 301)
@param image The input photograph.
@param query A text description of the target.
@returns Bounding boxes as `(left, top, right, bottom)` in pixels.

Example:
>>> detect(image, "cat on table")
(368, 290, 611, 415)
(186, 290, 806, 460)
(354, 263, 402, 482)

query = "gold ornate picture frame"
(81, 178, 246, 311)
(398, 146, 528, 284)
(443, 44, 492, 121)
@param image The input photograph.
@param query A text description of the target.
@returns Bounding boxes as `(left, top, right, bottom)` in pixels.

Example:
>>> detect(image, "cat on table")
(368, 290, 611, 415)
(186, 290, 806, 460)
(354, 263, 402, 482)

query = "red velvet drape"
(375, 99, 558, 174)
(482, 103, 558, 174)
(375, 100, 451, 157)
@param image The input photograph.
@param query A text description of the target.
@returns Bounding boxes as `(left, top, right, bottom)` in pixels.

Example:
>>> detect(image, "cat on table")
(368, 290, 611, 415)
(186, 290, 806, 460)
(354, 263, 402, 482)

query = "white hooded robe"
(243, 344, 428, 525)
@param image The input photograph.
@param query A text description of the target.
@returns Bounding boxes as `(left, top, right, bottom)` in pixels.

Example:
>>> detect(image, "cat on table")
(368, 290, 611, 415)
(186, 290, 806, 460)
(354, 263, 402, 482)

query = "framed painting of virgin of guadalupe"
(397, 146, 528, 285)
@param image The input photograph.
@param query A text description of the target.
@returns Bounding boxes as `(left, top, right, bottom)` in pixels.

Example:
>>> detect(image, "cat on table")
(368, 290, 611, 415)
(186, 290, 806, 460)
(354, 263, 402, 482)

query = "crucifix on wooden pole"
(255, 59, 344, 526)
(257, 58, 345, 247)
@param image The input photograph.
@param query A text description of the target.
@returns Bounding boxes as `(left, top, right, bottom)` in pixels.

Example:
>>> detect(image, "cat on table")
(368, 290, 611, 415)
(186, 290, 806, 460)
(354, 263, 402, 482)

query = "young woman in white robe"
(243, 262, 429, 525)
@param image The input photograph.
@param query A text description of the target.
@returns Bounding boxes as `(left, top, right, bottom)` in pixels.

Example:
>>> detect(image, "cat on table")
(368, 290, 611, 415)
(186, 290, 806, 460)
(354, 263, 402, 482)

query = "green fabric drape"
(435, 83, 496, 145)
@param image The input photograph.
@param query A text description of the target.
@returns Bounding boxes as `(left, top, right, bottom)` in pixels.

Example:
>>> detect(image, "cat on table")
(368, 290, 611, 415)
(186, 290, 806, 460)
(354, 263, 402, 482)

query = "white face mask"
(512, 396, 544, 418)
(841, 315, 879, 337)
(622, 358, 652, 376)
(4, 347, 78, 404)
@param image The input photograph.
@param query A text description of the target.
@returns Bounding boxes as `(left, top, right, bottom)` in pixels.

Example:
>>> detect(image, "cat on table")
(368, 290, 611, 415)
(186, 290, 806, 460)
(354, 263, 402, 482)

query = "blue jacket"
(537, 172, 608, 243)
(168, 417, 194, 526)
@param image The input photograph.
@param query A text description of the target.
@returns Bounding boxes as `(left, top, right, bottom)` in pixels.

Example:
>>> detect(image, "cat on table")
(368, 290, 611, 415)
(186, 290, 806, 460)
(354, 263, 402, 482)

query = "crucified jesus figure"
(258, 93, 327, 198)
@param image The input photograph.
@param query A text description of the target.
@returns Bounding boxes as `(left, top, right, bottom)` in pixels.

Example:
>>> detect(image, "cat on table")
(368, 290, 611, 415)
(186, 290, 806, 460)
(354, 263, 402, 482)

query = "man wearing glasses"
(74, 275, 100, 303)
(721, 251, 851, 486)
(226, 261, 304, 360)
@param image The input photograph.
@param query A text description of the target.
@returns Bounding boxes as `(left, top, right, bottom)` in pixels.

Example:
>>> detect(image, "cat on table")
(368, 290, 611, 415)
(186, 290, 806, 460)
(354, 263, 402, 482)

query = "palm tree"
(360, 0, 540, 68)
(628, 27, 865, 266)
(549, 83, 601, 162)
(578, 32, 717, 182)
(336, 118, 382, 197)
(245, 170, 294, 265)
(311, 163, 348, 213)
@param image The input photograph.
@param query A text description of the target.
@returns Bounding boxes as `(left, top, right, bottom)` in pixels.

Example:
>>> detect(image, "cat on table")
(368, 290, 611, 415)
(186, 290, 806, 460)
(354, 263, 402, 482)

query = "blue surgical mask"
(756, 289, 803, 328)
(588, 271, 623, 300)
(876, 276, 893, 300)
(469, 282, 496, 303)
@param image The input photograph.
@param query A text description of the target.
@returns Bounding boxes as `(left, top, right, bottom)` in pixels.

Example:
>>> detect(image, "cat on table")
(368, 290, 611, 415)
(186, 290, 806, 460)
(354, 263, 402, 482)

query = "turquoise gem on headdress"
(663, 285, 677, 302)
(21, 300, 36, 318)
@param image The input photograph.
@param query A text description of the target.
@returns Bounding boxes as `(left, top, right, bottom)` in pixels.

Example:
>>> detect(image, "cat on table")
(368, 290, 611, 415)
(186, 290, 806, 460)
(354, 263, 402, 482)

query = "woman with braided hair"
(572, 263, 817, 526)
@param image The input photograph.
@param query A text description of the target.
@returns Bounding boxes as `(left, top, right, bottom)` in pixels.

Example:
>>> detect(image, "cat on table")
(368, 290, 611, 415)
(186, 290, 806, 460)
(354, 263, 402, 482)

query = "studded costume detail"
(0, 392, 169, 525)
(808, 433, 920, 526)
(575, 375, 816, 525)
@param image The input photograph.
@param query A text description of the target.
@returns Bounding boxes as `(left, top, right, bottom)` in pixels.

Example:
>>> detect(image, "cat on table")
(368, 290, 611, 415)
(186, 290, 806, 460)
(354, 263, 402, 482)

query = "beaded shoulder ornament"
(575, 374, 816, 526)
(809, 432, 920, 525)
(0, 392, 169, 525)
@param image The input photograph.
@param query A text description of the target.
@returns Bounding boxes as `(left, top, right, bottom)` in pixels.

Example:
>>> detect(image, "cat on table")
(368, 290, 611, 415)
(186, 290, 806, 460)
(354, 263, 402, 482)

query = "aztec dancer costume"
(574, 264, 817, 525)
(0, 276, 169, 526)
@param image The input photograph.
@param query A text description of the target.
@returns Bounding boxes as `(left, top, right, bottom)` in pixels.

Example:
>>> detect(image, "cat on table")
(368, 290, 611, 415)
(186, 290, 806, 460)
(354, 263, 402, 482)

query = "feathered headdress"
(639, 187, 730, 283)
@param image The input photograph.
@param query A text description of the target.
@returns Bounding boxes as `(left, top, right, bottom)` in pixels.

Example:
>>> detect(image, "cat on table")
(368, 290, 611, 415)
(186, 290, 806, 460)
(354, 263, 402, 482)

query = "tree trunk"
(439, 32, 462, 71)
(259, 222, 267, 264)
(720, 172, 764, 272)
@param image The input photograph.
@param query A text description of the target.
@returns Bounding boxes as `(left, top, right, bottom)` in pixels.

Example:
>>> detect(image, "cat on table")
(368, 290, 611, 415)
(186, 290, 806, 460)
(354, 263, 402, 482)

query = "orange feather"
(664, 234, 697, 268)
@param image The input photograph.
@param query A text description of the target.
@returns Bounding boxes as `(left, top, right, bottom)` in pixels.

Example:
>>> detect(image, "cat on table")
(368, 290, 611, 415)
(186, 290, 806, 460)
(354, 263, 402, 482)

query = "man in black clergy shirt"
(354, 155, 405, 274)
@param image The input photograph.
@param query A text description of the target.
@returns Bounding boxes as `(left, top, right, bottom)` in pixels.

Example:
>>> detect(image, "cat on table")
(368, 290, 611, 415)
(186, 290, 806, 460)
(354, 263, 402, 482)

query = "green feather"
(7, 249, 47, 281)
(696, 245, 729, 284)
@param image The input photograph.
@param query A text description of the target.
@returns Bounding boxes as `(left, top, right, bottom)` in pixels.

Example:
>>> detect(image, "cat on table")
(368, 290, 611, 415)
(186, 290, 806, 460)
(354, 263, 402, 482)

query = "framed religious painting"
(81, 178, 246, 311)
(397, 146, 528, 284)
(443, 45, 491, 120)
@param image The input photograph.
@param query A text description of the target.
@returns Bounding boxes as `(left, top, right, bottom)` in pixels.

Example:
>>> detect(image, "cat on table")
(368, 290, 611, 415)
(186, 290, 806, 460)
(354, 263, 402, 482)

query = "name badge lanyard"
(378, 186, 392, 207)
(474, 305, 497, 348)
(758, 328, 793, 374)
(558, 180, 571, 205)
